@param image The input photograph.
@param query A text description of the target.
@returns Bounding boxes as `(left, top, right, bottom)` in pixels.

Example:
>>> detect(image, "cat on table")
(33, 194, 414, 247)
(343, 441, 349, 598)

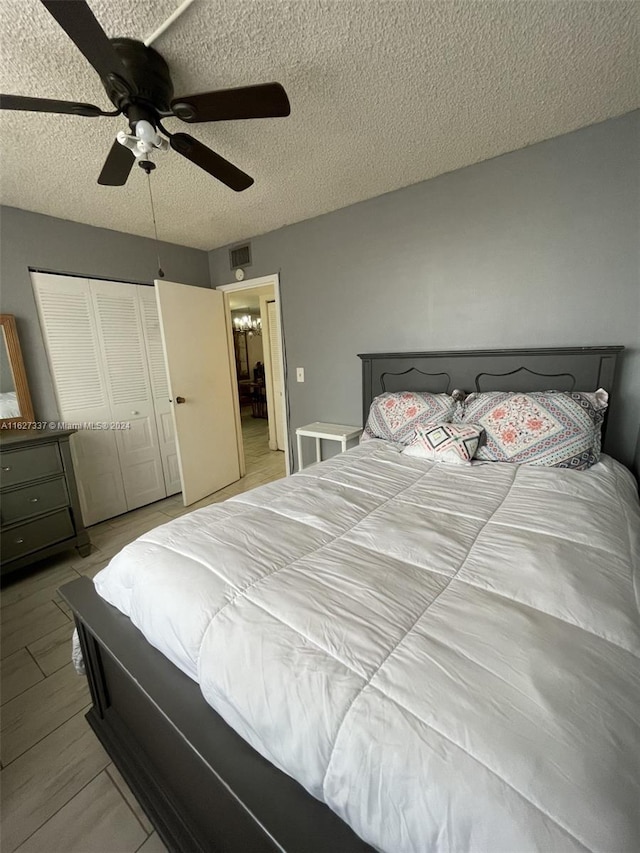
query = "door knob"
(175, 396, 186, 404)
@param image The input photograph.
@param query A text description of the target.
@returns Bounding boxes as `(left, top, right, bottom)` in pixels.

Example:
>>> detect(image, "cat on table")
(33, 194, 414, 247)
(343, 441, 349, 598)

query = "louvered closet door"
(90, 279, 166, 511)
(31, 272, 127, 525)
(138, 286, 181, 495)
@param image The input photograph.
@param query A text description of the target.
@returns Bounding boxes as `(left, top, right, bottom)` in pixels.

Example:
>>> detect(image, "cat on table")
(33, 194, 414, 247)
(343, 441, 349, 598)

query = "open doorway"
(218, 274, 290, 479)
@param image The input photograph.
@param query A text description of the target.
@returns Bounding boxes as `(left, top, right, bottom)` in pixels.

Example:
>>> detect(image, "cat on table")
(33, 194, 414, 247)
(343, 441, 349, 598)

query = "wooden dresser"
(0, 428, 90, 577)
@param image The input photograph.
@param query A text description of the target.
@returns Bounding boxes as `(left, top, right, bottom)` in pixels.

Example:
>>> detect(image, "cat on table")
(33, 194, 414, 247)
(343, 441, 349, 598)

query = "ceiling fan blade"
(171, 82, 290, 123)
(170, 133, 254, 191)
(0, 93, 109, 117)
(98, 140, 135, 186)
(40, 1, 135, 92)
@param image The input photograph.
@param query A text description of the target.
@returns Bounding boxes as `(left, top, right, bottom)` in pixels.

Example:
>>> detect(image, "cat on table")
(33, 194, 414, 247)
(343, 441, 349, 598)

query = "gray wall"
(210, 111, 640, 470)
(0, 206, 211, 420)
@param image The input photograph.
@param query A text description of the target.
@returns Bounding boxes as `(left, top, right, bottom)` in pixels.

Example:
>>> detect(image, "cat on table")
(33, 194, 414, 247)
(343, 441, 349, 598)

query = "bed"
(60, 345, 640, 853)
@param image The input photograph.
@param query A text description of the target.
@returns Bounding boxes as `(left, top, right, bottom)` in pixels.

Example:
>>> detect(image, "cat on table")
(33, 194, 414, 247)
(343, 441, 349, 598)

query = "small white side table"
(296, 422, 363, 470)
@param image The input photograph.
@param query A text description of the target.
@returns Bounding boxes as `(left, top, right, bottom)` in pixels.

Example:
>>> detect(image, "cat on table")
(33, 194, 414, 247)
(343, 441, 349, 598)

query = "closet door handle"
(175, 396, 186, 404)
(29, 497, 40, 503)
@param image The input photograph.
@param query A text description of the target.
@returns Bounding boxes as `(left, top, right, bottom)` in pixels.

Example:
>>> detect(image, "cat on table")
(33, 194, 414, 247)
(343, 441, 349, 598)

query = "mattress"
(95, 440, 640, 853)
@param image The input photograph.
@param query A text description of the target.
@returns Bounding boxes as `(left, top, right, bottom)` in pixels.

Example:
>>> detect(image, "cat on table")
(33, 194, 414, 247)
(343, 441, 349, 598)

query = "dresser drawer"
(1, 476, 69, 525)
(1, 509, 75, 563)
(0, 443, 63, 488)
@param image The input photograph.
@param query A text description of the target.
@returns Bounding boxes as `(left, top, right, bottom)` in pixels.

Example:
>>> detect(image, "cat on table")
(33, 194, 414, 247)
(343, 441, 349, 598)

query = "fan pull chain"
(146, 168, 165, 278)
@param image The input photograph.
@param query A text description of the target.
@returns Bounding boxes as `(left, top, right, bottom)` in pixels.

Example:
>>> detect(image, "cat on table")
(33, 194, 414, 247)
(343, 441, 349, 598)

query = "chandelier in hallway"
(233, 314, 262, 336)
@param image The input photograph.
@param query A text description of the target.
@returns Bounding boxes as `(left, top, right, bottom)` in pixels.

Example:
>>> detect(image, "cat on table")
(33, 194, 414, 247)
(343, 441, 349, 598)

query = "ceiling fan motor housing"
(103, 38, 174, 117)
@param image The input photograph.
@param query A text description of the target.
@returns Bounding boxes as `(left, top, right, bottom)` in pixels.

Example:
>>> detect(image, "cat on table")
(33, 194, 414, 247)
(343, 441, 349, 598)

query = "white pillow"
(403, 423, 484, 465)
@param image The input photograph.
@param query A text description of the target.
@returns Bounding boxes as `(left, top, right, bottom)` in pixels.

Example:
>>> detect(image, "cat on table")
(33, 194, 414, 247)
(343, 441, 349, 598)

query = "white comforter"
(95, 441, 640, 853)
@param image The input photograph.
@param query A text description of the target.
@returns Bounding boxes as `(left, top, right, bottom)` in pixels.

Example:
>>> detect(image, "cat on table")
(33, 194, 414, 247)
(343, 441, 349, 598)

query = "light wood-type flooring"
(1, 415, 285, 852)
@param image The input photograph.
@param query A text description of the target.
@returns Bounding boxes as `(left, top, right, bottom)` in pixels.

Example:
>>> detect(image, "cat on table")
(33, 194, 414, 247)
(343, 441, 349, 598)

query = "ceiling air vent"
(230, 243, 251, 270)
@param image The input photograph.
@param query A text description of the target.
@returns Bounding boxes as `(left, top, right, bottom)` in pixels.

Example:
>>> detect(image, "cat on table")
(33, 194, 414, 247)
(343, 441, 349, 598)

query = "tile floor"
(1, 416, 285, 852)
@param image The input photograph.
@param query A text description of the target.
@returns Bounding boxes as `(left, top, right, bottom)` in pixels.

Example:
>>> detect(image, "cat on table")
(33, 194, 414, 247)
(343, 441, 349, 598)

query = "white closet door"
(31, 272, 127, 525)
(267, 300, 286, 451)
(138, 286, 181, 495)
(90, 279, 166, 511)
(155, 280, 240, 505)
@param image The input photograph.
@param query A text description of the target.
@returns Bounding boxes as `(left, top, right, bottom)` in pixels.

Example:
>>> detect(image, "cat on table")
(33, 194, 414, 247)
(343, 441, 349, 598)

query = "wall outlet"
(296, 367, 305, 383)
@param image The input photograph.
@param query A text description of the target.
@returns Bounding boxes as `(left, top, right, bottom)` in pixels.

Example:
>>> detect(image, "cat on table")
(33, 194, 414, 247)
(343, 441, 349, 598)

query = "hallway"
(240, 407, 286, 482)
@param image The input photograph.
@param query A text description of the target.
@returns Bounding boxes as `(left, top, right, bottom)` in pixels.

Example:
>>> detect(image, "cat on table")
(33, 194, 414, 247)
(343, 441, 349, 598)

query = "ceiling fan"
(0, 0, 291, 191)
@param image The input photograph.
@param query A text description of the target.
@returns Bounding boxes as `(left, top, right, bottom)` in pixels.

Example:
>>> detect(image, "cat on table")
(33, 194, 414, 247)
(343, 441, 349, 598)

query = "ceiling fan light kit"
(116, 120, 169, 164)
(1, 0, 291, 191)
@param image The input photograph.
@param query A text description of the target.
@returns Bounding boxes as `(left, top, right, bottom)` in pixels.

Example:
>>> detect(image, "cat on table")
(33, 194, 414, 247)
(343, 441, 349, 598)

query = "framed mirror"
(0, 314, 35, 426)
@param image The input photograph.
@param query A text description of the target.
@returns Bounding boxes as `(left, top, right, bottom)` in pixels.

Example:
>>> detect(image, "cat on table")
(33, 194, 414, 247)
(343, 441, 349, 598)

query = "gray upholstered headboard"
(358, 346, 623, 448)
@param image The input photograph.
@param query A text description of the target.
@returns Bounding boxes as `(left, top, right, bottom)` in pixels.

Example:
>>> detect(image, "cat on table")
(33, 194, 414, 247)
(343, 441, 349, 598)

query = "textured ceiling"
(0, 1, 638, 251)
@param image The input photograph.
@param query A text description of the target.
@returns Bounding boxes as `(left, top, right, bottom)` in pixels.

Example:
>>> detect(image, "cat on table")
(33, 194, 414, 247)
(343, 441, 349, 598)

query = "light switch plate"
(296, 367, 305, 382)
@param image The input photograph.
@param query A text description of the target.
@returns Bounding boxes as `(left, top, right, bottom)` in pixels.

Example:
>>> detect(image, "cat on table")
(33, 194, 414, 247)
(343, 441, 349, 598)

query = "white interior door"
(267, 300, 286, 451)
(155, 280, 240, 505)
(31, 272, 127, 525)
(91, 280, 166, 511)
(138, 286, 181, 495)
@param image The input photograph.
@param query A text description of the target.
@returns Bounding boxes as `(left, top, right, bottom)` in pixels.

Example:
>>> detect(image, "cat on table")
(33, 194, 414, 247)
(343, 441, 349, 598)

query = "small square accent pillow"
(361, 392, 458, 445)
(455, 389, 608, 469)
(403, 423, 484, 464)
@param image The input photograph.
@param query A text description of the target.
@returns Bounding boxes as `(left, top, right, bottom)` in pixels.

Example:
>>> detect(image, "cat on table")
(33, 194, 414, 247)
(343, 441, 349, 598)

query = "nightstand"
(295, 422, 362, 470)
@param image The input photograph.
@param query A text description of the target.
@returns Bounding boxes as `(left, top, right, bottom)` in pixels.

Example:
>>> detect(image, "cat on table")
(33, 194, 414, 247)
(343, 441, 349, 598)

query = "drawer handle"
(2, 466, 11, 472)
(15, 537, 24, 544)
(29, 497, 40, 503)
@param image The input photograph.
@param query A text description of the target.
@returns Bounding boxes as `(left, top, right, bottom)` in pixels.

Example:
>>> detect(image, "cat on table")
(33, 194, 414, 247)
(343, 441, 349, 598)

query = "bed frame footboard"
(60, 577, 375, 853)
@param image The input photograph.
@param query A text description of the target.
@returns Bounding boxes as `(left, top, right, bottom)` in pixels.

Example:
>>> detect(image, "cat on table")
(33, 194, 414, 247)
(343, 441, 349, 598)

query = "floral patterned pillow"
(361, 392, 458, 445)
(455, 390, 608, 469)
(403, 423, 484, 464)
